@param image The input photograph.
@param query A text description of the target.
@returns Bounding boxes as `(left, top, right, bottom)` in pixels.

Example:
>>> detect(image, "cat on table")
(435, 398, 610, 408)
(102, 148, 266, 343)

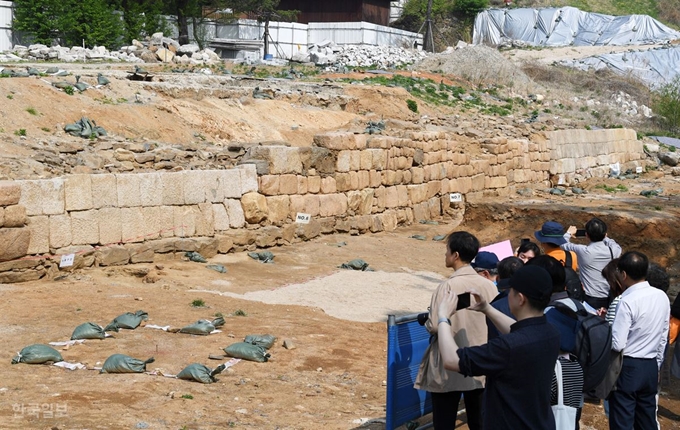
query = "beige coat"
(414, 265, 499, 393)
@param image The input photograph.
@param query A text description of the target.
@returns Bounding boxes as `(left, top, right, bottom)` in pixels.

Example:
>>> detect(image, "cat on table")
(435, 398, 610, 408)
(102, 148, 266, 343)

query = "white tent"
(473, 7, 680, 47)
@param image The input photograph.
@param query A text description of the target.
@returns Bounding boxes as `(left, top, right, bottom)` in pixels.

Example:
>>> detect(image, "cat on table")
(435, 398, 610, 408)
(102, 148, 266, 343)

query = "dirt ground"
(2, 193, 680, 430)
(2, 45, 680, 429)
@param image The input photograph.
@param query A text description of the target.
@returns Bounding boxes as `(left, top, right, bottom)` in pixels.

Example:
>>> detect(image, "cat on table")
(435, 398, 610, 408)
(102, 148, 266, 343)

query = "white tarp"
(473, 7, 680, 47)
(559, 45, 680, 89)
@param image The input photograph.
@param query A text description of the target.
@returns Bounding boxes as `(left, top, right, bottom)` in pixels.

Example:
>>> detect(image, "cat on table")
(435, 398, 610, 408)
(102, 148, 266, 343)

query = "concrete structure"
(0, 128, 644, 282)
(0, 0, 12, 52)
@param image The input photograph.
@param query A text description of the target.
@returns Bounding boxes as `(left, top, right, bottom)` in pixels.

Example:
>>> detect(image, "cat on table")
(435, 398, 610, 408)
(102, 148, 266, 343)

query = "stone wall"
(0, 128, 644, 282)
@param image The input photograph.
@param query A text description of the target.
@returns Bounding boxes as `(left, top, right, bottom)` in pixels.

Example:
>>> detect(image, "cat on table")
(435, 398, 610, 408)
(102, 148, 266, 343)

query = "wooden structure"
(277, 0, 392, 27)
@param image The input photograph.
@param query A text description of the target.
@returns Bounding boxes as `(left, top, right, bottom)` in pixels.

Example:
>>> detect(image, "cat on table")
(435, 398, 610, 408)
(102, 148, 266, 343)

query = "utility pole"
(423, 0, 434, 53)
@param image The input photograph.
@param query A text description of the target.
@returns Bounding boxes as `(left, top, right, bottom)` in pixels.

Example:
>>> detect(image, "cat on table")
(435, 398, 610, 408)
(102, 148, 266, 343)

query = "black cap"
(509, 266, 553, 301)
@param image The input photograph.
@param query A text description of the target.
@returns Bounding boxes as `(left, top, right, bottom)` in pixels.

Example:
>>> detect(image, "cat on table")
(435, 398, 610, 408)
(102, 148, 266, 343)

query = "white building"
(0, 1, 12, 51)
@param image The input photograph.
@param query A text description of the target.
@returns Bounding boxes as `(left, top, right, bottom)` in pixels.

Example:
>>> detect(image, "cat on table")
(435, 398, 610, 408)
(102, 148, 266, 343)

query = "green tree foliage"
(398, 0, 453, 30)
(111, 0, 168, 43)
(653, 77, 680, 134)
(452, 0, 489, 21)
(13, 0, 123, 48)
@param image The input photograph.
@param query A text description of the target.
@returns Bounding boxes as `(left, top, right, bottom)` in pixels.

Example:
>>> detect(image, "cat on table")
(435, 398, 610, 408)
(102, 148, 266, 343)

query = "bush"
(406, 99, 419, 113)
(652, 77, 680, 134)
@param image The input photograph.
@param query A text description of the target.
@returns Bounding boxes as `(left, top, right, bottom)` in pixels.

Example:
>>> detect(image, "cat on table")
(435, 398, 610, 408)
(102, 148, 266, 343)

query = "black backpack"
(563, 251, 584, 302)
(552, 298, 613, 393)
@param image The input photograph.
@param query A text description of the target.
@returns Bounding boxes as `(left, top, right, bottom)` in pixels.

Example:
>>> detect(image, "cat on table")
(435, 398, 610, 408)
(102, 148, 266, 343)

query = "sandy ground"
(501, 43, 670, 64)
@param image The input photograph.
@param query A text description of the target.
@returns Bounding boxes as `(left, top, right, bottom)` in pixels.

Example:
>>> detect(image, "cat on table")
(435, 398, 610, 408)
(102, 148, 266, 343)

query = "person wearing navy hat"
(471, 251, 500, 284)
(434, 265, 561, 430)
(535, 221, 579, 272)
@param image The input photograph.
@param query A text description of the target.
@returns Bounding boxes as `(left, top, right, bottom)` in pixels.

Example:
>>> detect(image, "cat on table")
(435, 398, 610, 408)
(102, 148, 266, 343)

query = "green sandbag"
(339, 259, 374, 271)
(12, 344, 63, 364)
(223, 342, 270, 363)
(71, 322, 106, 340)
(104, 310, 148, 331)
(100, 354, 155, 374)
(244, 334, 277, 350)
(177, 363, 226, 384)
(179, 317, 225, 335)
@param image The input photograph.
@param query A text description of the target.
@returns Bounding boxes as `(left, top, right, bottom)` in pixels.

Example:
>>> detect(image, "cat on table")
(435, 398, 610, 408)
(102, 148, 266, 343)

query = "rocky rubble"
(292, 41, 428, 71)
(0, 32, 221, 66)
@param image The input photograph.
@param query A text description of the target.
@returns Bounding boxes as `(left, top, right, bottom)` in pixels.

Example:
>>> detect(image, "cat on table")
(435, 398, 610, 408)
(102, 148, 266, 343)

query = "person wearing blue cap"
(471, 251, 500, 285)
(435, 265, 561, 430)
(535, 221, 579, 271)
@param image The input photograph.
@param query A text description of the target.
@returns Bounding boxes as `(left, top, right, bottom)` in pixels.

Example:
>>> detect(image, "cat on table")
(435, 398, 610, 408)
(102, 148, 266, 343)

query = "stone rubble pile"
(292, 41, 428, 71)
(0, 32, 221, 65)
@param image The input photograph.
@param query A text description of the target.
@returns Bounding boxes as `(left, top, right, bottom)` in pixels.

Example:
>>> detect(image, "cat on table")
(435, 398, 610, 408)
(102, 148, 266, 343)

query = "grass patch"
(63, 86, 75, 96)
(181, 394, 193, 399)
(190, 299, 206, 308)
(6, 94, 13, 100)
(596, 183, 628, 193)
(14, 129, 26, 137)
(26, 107, 38, 116)
(406, 99, 418, 113)
(232, 309, 247, 317)
(41, 127, 51, 132)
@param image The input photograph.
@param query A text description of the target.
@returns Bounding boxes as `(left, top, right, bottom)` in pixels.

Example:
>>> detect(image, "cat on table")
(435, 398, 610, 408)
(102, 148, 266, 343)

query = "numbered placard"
(59, 254, 75, 268)
(449, 193, 463, 203)
(295, 213, 311, 224)
(635, 166, 643, 174)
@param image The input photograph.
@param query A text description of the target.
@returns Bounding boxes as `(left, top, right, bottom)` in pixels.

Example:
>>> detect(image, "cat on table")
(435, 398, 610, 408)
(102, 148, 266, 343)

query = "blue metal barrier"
(386, 313, 433, 430)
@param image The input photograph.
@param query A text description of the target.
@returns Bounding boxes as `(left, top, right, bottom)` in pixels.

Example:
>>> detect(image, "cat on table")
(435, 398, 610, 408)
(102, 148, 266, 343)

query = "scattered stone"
(671, 167, 680, 176)
(209, 354, 226, 360)
(659, 152, 680, 166)
(549, 188, 565, 195)
(185, 251, 207, 263)
(327, 241, 347, 247)
(432, 235, 446, 241)
(640, 188, 663, 197)
(571, 187, 586, 195)
(206, 264, 227, 273)
(247, 251, 275, 263)
(409, 235, 426, 241)
(283, 339, 296, 350)
(418, 220, 439, 225)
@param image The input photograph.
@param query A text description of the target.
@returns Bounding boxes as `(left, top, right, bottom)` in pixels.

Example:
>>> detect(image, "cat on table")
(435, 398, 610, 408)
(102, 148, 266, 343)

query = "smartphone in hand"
(575, 229, 587, 237)
(456, 292, 471, 311)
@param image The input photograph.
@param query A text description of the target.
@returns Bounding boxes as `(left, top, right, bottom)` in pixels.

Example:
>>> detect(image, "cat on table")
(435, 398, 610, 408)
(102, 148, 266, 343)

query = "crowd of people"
(415, 218, 679, 430)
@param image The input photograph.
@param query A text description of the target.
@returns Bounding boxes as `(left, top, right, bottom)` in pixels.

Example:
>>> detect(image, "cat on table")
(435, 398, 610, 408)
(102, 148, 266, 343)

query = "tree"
(653, 76, 680, 134)
(221, 0, 298, 57)
(13, 0, 123, 48)
(109, 0, 168, 44)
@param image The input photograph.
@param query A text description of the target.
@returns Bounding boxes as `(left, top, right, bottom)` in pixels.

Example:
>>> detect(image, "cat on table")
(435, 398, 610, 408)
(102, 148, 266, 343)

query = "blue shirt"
(458, 316, 560, 430)
(488, 290, 513, 340)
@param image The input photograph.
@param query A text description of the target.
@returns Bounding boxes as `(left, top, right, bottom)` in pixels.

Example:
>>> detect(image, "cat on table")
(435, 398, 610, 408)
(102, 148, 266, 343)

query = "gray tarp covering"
(559, 45, 680, 88)
(473, 7, 680, 47)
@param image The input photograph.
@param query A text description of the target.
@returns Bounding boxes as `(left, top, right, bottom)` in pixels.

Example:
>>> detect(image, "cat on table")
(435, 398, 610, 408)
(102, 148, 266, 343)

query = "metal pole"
(423, 0, 434, 53)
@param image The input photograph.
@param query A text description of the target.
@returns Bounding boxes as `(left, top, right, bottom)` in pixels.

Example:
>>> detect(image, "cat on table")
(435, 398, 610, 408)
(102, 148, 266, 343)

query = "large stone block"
(319, 193, 347, 217)
(71, 210, 99, 245)
(314, 132, 354, 150)
(91, 174, 118, 208)
(259, 175, 280, 196)
(195, 203, 215, 236)
(127, 243, 155, 263)
(335, 173, 351, 192)
(213, 204, 230, 231)
(121, 207, 145, 243)
(3, 205, 26, 227)
(173, 206, 196, 237)
(267, 195, 290, 225)
(307, 176, 321, 194)
(225, 199, 246, 228)
(241, 192, 268, 224)
(116, 174, 142, 207)
(320, 177, 336, 194)
(0, 181, 21, 206)
(159, 206, 175, 238)
(279, 174, 298, 195)
(26, 215, 49, 254)
(184, 171, 209, 204)
(407, 184, 428, 204)
(297, 176, 308, 194)
(97, 207, 122, 245)
(138, 173, 163, 206)
(379, 211, 398, 232)
(238, 164, 258, 195)
(49, 214, 72, 249)
(161, 171, 185, 205)
(336, 151, 351, 172)
(0, 227, 30, 261)
(40, 179, 66, 215)
(212, 169, 241, 200)
(65, 174, 93, 211)
(385, 186, 399, 208)
(142, 206, 161, 240)
(96, 245, 130, 266)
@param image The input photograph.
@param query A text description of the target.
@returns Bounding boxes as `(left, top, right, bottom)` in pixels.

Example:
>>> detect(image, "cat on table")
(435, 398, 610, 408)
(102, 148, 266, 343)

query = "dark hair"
(527, 295, 551, 312)
(647, 263, 670, 292)
(601, 258, 623, 298)
(585, 217, 607, 242)
(517, 241, 541, 257)
(498, 256, 524, 280)
(618, 251, 649, 281)
(526, 255, 566, 293)
(447, 231, 480, 263)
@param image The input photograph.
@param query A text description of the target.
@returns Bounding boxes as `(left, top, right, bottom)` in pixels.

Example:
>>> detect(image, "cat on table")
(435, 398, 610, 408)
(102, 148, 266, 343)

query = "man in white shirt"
(609, 251, 670, 430)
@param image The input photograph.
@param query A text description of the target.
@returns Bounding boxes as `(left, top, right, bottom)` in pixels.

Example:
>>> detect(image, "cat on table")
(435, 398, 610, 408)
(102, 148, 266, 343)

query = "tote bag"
(552, 359, 578, 430)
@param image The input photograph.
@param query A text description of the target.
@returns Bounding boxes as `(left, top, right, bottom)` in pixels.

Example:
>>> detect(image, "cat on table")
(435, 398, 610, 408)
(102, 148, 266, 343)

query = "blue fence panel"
(386, 313, 432, 430)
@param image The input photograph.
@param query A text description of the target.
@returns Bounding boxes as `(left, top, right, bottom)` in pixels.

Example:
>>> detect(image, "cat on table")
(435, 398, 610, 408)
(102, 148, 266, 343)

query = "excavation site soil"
(1, 55, 680, 430)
